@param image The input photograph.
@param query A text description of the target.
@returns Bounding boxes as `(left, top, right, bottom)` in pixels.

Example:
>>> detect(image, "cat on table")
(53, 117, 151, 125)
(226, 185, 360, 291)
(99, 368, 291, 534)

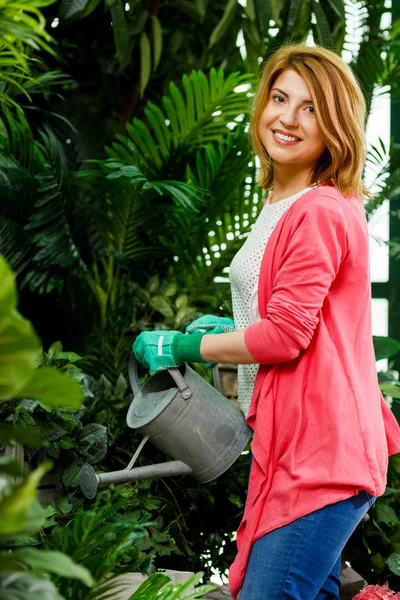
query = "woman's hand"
(132, 330, 205, 376)
(186, 315, 235, 368)
(186, 314, 235, 335)
(133, 328, 256, 377)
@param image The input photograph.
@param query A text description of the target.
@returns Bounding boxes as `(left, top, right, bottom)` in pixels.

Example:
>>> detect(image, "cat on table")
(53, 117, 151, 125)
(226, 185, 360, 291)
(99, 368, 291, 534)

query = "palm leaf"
(0, 0, 58, 110)
(106, 68, 255, 175)
(311, 0, 335, 48)
(21, 126, 88, 292)
(0, 0, 57, 58)
(345, 0, 388, 116)
(75, 160, 203, 270)
(364, 140, 400, 216)
(161, 127, 264, 299)
(58, 0, 102, 22)
(0, 216, 33, 274)
(0, 108, 44, 272)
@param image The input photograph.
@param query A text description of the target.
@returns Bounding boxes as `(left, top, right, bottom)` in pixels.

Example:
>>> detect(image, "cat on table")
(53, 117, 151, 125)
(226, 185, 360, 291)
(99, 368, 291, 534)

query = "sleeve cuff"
(174, 332, 205, 364)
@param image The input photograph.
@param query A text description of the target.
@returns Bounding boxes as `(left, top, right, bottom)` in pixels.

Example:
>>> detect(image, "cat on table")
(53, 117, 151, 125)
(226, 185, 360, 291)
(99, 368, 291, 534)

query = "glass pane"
(365, 87, 390, 283)
(372, 298, 389, 371)
(368, 200, 389, 282)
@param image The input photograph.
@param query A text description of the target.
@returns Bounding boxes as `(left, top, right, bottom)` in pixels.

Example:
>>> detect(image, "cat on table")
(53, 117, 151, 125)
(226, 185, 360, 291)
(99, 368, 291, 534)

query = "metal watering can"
(80, 355, 251, 499)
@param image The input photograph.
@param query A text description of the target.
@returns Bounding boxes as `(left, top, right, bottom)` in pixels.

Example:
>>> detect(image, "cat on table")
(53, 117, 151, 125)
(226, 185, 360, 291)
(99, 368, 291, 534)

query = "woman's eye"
(272, 95, 285, 103)
(305, 106, 315, 113)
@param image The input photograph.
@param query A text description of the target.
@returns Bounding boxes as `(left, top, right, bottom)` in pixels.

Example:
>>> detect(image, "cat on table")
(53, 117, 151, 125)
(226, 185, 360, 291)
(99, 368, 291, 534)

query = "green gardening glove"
(132, 330, 205, 376)
(186, 315, 235, 370)
(186, 315, 235, 335)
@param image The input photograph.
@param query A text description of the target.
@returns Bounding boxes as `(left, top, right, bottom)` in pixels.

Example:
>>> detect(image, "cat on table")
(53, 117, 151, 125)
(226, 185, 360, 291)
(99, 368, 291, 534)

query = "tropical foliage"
(1, 0, 400, 593)
(0, 254, 215, 599)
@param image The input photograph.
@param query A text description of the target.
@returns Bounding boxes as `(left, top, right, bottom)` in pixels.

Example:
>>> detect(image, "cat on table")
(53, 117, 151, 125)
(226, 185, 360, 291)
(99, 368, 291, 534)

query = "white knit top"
(229, 187, 315, 417)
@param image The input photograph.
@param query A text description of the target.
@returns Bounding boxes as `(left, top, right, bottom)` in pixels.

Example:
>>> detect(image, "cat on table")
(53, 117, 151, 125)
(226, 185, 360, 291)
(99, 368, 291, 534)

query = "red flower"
(353, 585, 400, 599)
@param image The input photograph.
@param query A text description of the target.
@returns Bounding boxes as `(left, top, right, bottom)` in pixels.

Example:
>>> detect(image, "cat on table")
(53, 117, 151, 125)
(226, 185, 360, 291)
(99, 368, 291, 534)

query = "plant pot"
(217, 364, 238, 403)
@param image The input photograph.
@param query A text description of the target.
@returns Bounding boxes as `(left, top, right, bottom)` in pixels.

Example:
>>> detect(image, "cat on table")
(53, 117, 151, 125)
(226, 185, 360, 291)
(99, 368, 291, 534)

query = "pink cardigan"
(229, 185, 400, 600)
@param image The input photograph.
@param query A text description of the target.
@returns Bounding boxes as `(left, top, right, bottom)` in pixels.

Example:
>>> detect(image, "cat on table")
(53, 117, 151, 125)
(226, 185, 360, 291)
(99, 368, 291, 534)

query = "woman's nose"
(280, 108, 298, 127)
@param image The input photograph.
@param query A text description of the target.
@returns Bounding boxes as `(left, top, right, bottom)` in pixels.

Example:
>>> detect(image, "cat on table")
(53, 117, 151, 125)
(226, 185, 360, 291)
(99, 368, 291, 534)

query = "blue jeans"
(239, 491, 376, 600)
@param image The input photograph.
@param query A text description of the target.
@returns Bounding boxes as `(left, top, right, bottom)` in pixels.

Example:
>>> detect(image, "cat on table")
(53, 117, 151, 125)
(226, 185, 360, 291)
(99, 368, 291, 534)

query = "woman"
(133, 44, 400, 600)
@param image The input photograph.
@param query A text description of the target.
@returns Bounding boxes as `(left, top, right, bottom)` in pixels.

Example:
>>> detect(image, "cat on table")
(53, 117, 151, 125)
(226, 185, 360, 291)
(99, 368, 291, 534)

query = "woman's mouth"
(272, 130, 302, 145)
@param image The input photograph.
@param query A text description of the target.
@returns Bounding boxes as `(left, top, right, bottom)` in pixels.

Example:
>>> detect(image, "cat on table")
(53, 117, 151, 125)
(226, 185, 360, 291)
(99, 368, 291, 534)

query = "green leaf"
(143, 103, 171, 158)
(20, 366, 84, 411)
(0, 255, 17, 313)
(155, 572, 216, 599)
(175, 294, 188, 310)
(0, 461, 52, 535)
(151, 15, 163, 70)
(19, 499, 49, 535)
(175, 307, 196, 329)
(147, 275, 160, 294)
(128, 573, 171, 599)
(110, 0, 131, 69)
(383, 486, 400, 497)
(245, 0, 256, 21)
(144, 499, 161, 511)
(59, 0, 102, 21)
(0, 312, 41, 401)
(269, 0, 285, 23)
(59, 435, 75, 449)
(374, 336, 400, 360)
(140, 32, 152, 98)
(390, 453, 400, 473)
(387, 551, 400, 575)
(56, 496, 74, 515)
(0, 456, 24, 476)
(12, 548, 94, 587)
(48, 341, 63, 359)
(182, 74, 195, 133)
(370, 552, 385, 570)
(170, 82, 188, 136)
(42, 504, 58, 528)
(195, 0, 207, 18)
(380, 384, 400, 399)
(375, 501, 399, 524)
(164, 283, 177, 297)
(53, 351, 82, 363)
(0, 423, 46, 447)
(326, 0, 345, 20)
(253, 0, 270, 37)
(150, 296, 174, 318)
(311, 0, 335, 48)
(76, 423, 107, 463)
(209, 0, 238, 48)
(62, 462, 81, 488)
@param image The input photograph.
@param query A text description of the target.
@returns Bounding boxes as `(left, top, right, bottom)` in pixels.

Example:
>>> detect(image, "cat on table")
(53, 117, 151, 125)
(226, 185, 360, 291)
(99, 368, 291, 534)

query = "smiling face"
(258, 69, 327, 175)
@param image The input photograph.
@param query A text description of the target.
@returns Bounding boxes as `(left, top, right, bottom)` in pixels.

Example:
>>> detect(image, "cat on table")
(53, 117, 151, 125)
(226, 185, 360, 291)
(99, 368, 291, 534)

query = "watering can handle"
(128, 354, 222, 398)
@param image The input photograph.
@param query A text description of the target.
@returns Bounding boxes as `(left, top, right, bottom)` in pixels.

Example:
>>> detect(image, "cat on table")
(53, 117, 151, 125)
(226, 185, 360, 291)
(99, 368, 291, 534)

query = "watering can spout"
(80, 460, 193, 499)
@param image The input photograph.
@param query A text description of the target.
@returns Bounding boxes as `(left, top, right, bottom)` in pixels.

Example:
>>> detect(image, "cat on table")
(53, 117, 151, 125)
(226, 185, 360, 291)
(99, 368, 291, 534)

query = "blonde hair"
(251, 44, 368, 199)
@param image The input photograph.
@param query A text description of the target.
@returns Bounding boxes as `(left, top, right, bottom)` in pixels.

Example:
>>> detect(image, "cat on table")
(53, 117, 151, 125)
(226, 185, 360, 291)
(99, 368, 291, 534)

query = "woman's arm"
(202, 201, 349, 367)
(200, 329, 256, 364)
